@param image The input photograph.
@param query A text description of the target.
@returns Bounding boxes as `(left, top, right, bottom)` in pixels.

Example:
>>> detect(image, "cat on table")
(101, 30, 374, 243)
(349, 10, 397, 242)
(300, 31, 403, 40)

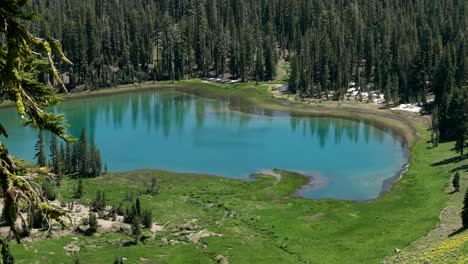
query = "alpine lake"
(0, 88, 407, 201)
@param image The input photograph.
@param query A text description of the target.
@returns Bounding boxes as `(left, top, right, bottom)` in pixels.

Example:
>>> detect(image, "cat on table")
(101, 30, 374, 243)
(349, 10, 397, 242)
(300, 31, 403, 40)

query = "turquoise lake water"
(0, 89, 407, 200)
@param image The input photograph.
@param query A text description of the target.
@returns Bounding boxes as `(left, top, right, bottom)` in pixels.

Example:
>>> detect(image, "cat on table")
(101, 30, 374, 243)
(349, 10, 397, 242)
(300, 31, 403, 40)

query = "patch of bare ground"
(0, 200, 164, 242)
(302, 213, 325, 221)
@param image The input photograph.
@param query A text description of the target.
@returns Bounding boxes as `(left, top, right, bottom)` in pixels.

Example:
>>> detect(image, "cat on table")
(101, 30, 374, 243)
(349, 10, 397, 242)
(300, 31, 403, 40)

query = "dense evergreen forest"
(29, 0, 467, 148)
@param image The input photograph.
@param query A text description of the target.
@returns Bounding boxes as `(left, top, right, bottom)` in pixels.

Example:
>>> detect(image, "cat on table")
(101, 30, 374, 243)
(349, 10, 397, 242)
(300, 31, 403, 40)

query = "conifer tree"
(34, 131, 47, 167)
(264, 38, 276, 80)
(74, 178, 84, 199)
(71, 143, 79, 175)
(88, 212, 98, 235)
(451, 87, 468, 157)
(90, 142, 102, 177)
(65, 143, 72, 174)
(132, 216, 141, 244)
(288, 55, 299, 94)
(136, 197, 141, 217)
(50, 135, 59, 174)
(142, 209, 153, 228)
(431, 106, 440, 147)
(453, 171, 460, 193)
(59, 143, 65, 174)
(79, 128, 89, 176)
(462, 189, 468, 229)
(92, 190, 106, 212)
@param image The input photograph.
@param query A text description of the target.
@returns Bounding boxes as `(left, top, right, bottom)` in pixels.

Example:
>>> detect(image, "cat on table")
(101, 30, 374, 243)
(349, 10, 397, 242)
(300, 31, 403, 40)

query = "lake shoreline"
(67, 80, 416, 201)
(0, 79, 417, 202)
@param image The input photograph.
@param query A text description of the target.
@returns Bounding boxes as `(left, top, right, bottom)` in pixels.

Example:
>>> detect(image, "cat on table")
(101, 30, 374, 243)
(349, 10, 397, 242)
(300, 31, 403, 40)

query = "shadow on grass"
(432, 156, 462, 167)
(448, 227, 466, 237)
(451, 163, 468, 173)
(123, 241, 137, 247)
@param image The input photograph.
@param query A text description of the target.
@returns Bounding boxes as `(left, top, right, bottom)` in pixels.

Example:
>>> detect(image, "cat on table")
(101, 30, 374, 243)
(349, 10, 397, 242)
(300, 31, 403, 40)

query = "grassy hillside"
(385, 161, 468, 264)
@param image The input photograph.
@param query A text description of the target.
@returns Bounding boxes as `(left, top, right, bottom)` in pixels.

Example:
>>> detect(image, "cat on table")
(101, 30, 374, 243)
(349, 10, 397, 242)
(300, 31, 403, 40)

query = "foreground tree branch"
(0, 0, 74, 247)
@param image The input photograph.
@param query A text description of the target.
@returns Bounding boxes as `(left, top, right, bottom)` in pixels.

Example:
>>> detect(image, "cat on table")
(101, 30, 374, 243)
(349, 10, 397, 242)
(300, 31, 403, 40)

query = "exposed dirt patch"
(303, 213, 325, 221)
(0, 201, 163, 243)
(216, 255, 229, 264)
(188, 229, 220, 244)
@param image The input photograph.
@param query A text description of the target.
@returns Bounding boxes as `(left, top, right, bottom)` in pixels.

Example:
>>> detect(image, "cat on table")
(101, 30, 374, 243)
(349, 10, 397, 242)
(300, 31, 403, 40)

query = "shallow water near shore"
(0, 89, 407, 200)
